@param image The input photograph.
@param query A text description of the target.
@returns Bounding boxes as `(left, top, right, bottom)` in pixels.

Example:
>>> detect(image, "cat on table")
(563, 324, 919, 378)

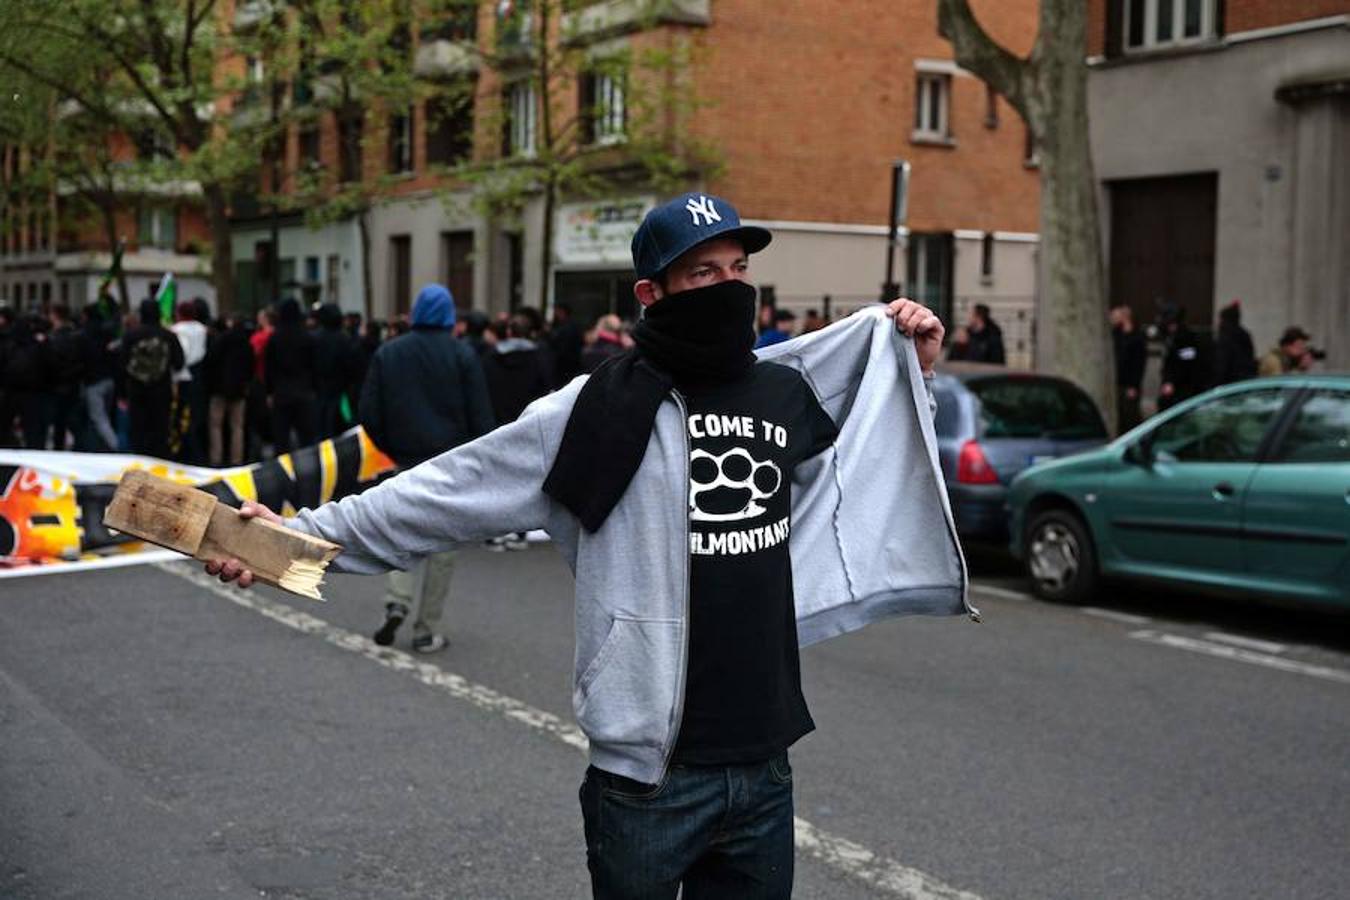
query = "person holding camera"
(1258, 326, 1318, 376)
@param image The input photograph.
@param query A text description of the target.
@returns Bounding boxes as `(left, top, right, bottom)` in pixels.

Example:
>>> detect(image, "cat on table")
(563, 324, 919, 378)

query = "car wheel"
(1025, 509, 1098, 604)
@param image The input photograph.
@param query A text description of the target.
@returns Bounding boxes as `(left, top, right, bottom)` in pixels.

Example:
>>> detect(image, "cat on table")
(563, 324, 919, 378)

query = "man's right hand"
(203, 501, 283, 588)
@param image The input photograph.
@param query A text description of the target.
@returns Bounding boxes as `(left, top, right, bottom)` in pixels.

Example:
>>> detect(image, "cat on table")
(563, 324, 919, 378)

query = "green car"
(1007, 375, 1350, 609)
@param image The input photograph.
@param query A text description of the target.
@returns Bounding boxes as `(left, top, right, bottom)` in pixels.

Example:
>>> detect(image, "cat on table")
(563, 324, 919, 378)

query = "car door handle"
(1212, 482, 1236, 500)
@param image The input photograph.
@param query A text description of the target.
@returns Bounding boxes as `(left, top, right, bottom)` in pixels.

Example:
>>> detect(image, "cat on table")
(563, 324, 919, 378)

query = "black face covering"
(543, 279, 760, 532)
(634, 280, 758, 385)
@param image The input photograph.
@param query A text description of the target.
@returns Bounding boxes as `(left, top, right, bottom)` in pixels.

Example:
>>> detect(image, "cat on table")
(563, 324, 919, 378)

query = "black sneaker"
(373, 606, 406, 646)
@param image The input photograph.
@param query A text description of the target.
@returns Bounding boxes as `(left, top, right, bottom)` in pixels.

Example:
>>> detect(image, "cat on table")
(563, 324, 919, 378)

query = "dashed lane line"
(1201, 632, 1288, 655)
(157, 562, 985, 900)
(1080, 607, 1153, 626)
(1128, 630, 1350, 685)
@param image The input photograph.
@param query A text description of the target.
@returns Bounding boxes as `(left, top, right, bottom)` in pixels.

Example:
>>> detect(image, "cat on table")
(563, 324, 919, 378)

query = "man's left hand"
(885, 298, 945, 374)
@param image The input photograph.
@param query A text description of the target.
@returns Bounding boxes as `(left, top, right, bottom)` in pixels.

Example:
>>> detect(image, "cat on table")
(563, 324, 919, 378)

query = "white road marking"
(0, 549, 182, 579)
(968, 583, 1030, 602)
(1080, 607, 1152, 626)
(1201, 632, 1287, 655)
(1129, 630, 1350, 685)
(158, 562, 984, 900)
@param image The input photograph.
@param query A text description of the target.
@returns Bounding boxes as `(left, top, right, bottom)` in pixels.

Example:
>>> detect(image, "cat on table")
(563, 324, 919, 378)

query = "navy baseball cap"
(630, 192, 772, 279)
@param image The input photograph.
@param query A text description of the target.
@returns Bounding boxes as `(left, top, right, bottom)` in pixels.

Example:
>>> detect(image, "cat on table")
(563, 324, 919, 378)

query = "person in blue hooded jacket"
(358, 283, 495, 653)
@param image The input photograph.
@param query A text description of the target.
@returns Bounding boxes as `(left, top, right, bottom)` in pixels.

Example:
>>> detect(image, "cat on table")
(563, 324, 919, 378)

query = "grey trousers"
(83, 379, 118, 451)
(382, 549, 457, 638)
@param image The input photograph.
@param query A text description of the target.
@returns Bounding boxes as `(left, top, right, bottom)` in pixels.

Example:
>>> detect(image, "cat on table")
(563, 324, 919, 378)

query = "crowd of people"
(1110, 298, 1323, 433)
(0, 292, 689, 466)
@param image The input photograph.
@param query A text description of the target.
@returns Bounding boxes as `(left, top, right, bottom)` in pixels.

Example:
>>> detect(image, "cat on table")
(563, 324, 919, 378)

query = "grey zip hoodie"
(288, 307, 971, 784)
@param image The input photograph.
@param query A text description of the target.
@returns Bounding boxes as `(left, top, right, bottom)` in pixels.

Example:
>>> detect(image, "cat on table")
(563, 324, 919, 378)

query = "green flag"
(155, 272, 176, 324)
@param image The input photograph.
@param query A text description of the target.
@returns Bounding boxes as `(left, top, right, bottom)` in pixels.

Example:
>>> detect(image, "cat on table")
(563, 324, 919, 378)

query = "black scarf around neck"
(542, 280, 758, 532)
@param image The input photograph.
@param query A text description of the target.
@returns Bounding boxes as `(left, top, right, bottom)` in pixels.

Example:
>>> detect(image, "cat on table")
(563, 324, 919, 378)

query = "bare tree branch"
(936, 0, 1033, 122)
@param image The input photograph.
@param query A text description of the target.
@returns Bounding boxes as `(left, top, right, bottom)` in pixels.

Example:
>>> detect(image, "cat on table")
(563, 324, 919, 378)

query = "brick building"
(232, 0, 1041, 362)
(0, 135, 215, 314)
(1086, 0, 1348, 369)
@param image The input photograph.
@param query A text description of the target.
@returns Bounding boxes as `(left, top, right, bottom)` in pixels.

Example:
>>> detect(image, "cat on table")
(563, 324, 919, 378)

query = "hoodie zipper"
(657, 389, 692, 781)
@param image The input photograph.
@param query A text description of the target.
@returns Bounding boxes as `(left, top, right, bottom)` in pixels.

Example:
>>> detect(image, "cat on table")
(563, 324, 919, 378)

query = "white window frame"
(389, 108, 414, 173)
(589, 70, 626, 146)
(138, 205, 176, 251)
(1125, 0, 1217, 52)
(507, 80, 537, 158)
(912, 72, 951, 143)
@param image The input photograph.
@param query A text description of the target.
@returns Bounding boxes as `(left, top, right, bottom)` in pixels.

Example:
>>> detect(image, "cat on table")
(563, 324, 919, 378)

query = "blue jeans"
(580, 753, 795, 899)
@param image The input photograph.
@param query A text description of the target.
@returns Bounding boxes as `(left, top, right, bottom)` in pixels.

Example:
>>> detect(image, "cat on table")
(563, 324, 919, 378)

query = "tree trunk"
(203, 183, 236, 316)
(358, 208, 373, 321)
(937, 0, 1114, 425)
(1031, 17, 1115, 426)
(539, 177, 556, 314)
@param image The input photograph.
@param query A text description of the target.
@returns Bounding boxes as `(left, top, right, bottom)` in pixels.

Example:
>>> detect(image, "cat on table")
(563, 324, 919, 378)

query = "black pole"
(882, 159, 910, 302)
(269, 81, 281, 311)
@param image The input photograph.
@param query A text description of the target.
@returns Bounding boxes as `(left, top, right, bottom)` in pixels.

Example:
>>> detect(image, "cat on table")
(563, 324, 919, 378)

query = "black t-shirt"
(672, 362, 839, 765)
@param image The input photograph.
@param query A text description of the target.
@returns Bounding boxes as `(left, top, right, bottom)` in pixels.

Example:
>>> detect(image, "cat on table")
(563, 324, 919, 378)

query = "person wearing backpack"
(121, 298, 185, 458)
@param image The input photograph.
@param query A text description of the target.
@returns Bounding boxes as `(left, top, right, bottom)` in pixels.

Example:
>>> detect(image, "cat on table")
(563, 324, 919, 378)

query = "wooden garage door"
(1108, 172, 1217, 330)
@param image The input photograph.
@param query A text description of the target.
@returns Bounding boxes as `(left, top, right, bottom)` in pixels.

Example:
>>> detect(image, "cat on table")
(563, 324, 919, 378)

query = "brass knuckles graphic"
(689, 447, 782, 522)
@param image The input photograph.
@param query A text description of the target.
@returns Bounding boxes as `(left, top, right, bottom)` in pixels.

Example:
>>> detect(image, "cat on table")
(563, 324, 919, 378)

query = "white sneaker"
(413, 633, 447, 654)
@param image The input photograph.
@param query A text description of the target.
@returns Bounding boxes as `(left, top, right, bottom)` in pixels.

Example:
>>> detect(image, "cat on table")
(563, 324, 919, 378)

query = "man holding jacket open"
(207, 193, 971, 899)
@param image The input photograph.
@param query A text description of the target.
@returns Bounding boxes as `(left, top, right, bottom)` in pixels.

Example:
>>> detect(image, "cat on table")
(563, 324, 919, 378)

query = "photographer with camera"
(1258, 326, 1322, 376)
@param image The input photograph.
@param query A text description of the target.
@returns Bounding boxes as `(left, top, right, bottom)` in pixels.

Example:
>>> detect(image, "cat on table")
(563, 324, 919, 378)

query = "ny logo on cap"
(685, 195, 722, 227)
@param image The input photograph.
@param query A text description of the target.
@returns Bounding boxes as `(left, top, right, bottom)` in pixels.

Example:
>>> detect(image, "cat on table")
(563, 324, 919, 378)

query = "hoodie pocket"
(574, 617, 682, 749)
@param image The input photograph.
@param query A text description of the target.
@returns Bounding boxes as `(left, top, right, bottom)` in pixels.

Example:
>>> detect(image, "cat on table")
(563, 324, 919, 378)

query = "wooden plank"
(103, 470, 215, 556)
(104, 471, 342, 601)
(196, 504, 341, 599)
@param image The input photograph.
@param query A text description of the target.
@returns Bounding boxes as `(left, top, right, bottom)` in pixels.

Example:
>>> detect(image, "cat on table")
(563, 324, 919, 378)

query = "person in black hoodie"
(45, 305, 85, 450)
(312, 303, 358, 439)
(360, 283, 494, 653)
(482, 313, 555, 425)
(78, 302, 120, 451)
(121, 299, 185, 457)
(1158, 305, 1210, 411)
(264, 298, 319, 454)
(481, 313, 555, 551)
(4, 315, 55, 449)
(205, 316, 254, 466)
(1212, 300, 1257, 386)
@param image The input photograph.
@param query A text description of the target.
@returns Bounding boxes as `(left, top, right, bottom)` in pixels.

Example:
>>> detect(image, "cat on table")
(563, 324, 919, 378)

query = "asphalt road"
(2, 543, 1347, 899)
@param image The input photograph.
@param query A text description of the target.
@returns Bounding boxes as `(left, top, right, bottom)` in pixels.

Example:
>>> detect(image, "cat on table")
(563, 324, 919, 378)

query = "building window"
(913, 73, 951, 142)
(388, 107, 415, 174)
(441, 231, 474, 312)
(1125, 0, 1215, 51)
(1023, 123, 1039, 168)
(580, 68, 626, 146)
(503, 81, 537, 158)
(422, 3, 477, 42)
(138, 205, 177, 250)
(298, 121, 322, 171)
(338, 107, 364, 183)
(390, 235, 412, 315)
(980, 232, 995, 283)
(984, 84, 999, 129)
(326, 253, 340, 304)
(426, 89, 474, 166)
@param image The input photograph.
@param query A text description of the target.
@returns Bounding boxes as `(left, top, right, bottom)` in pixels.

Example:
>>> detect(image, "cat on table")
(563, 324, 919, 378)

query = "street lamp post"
(882, 159, 910, 302)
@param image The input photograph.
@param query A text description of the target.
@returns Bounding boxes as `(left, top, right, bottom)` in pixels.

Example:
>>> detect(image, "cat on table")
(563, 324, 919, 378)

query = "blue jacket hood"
(411, 284, 456, 329)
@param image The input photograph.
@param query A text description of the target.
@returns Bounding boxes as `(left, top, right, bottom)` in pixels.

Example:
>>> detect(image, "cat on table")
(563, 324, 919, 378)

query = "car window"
(1273, 390, 1350, 463)
(1149, 389, 1287, 463)
(933, 389, 961, 437)
(967, 378, 1107, 440)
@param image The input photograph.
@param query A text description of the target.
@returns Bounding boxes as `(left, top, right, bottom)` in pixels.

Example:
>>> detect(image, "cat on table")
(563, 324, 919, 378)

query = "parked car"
(931, 363, 1110, 540)
(1008, 375, 1350, 610)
